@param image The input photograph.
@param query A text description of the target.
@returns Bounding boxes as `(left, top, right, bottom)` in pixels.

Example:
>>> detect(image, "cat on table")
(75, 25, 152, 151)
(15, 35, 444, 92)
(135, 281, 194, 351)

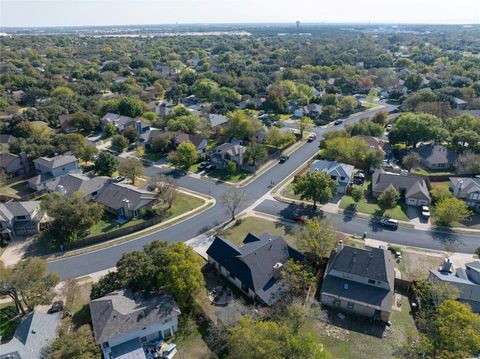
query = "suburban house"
(320, 242, 395, 321)
(0, 134, 16, 146)
(0, 201, 41, 239)
(352, 136, 391, 156)
(45, 172, 110, 200)
(0, 152, 29, 178)
(95, 182, 157, 219)
(450, 177, 480, 212)
(204, 113, 229, 128)
(139, 129, 164, 148)
(210, 143, 246, 169)
(239, 97, 266, 110)
(453, 97, 467, 110)
(172, 133, 208, 154)
(90, 290, 181, 359)
(309, 160, 354, 194)
(413, 144, 458, 170)
(294, 103, 322, 119)
(0, 311, 61, 359)
(29, 154, 79, 191)
(100, 113, 135, 132)
(371, 169, 431, 206)
(58, 114, 77, 133)
(206, 232, 303, 305)
(428, 258, 480, 313)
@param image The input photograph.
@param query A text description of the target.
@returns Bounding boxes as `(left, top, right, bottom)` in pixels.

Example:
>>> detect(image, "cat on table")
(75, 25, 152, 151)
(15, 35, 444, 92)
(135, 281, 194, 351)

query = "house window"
(340, 176, 345, 181)
(163, 328, 172, 338)
(368, 279, 375, 285)
(347, 302, 354, 310)
(331, 175, 337, 181)
(333, 299, 341, 307)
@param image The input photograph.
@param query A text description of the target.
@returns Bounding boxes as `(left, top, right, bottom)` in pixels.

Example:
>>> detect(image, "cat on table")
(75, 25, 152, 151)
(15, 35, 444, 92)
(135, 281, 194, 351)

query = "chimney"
(336, 240, 344, 252)
(273, 262, 283, 279)
(440, 258, 453, 273)
(122, 199, 130, 218)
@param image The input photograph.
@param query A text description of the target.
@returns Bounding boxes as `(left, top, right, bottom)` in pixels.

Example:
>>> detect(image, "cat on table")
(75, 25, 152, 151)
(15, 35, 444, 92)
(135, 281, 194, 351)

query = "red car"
(293, 214, 308, 223)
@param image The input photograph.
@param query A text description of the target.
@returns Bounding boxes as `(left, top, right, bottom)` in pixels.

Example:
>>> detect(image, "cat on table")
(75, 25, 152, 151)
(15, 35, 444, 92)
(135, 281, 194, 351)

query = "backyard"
(0, 179, 35, 199)
(0, 302, 18, 343)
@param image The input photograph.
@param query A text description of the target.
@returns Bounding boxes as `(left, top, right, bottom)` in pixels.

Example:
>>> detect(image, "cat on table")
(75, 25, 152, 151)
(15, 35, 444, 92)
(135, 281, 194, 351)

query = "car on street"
(334, 119, 343, 125)
(279, 155, 289, 163)
(307, 133, 316, 142)
(421, 206, 431, 218)
(113, 175, 125, 183)
(380, 218, 399, 229)
(48, 301, 64, 314)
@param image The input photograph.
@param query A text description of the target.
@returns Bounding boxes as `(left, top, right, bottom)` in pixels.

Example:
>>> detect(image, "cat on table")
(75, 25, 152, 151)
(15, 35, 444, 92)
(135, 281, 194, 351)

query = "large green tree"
(389, 113, 447, 147)
(118, 158, 145, 184)
(245, 142, 268, 166)
(433, 197, 471, 226)
(299, 218, 337, 266)
(225, 110, 262, 140)
(94, 151, 119, 176)
(293, 171, 338, 208)
(168, 141, 198, 171)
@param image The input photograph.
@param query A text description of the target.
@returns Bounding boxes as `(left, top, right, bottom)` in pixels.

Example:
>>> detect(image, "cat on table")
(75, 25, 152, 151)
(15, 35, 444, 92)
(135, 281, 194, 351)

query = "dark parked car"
(380, 218, 399, 229)
(204, 164, 217, 172)
(334, 119, 344, 125)
(279, 155, 289, 163)
(48, 301, 64, 314)
(198, 161, 210, 171)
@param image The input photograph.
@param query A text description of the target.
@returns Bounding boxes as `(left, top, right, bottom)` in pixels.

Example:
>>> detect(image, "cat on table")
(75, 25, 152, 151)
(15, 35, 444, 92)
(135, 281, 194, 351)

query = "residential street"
(51, 102, 479, 280)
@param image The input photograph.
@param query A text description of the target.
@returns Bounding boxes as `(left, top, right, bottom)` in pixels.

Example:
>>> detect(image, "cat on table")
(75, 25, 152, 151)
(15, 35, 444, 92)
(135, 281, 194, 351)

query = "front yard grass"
(313, 295, 416, 359)
(208, 168, 251, 182)
(218, 216, 300, 249)
(0, 302, 18, 343)
(281, 182, 300, 200)
(340, 195, 410, 221)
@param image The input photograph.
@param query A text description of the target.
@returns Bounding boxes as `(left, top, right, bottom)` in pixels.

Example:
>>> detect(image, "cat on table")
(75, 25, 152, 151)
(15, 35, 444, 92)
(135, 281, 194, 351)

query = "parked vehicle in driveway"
(386, 124, 393, 131)
(279, 155, 289, 163)
(421, 206, 431, 218)
(113, 175, 125, 183)
(198, 161, 210, 171)
(48, 301, 64, 314)
(380, 218, 399, 229)
(204, 164, 217, 172)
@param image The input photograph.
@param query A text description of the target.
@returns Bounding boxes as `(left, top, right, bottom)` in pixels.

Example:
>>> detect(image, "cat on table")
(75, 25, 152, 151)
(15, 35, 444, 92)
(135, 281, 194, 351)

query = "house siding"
(321, 293, 391, 321)
(208, 257, 256, 299)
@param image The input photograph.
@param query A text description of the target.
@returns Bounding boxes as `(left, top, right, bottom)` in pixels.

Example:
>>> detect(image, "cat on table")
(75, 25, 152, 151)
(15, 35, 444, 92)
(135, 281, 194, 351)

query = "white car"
(386, 124, 393, 131)
(421, 206, 431, 218)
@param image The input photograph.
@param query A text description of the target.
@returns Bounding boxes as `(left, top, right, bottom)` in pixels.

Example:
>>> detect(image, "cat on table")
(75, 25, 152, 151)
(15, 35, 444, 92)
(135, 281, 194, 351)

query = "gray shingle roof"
(0, 201, 39, 222)
(95, 183, 156, 211)
(413, 144, 457, 165)
(33, 154, 78, 170)
(205, 114, 228, 127)
(101, 113, 135, 130)
(206, 232, 303, 305)
(90, 290, 180, 345)
(45, 173, 110, 197)
(372, 170, 430, 201)
(450, 177, 480, 198)
(309, 160, 354, 179)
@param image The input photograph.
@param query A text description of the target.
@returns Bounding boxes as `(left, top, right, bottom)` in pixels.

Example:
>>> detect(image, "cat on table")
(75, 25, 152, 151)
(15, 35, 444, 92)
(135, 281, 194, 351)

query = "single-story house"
(453, 97, 467, 110)
(45, 173, 110, 200)
(90, 290, 181, 359)
(413, 144, 457, 170)
(428, 258, 480, 313)
(352, 136, 391, 155)
(0, 311, 61, 359)
(172, 133, 208, 153)
(206, 232, 303, 305)
(0, 152, 29, 178)
(320, 242, 395, 321)
(29, 154, 79, 191)
(58, 114, 77, 133)
(450, 177, 480, 212)
(371, 169, 431, 206)
(204, 113, 229, 128)
(0, 201, 41, 239)
(294, 103, 322, 119)
(309, 160, 354, 194)
(95, 182, 157, 219)
(210, 143, 246, 169)
(100, 113, 135, 132)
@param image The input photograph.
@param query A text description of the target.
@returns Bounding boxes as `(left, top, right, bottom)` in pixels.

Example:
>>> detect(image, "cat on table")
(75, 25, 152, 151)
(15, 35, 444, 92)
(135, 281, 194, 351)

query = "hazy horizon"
(1, 0, 479, 28)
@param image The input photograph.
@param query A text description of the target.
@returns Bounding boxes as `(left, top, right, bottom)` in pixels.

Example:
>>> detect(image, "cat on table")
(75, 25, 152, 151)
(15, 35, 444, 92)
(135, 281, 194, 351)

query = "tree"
(363, 149, 384, 170)
(47, 322, 101, 359)
(123, 126, 138, 143)
(405, 73, 423, 91)
(322, 137, 369, 167)
(350, 185, 365, 209)
(94, 151, 119, 176)
(455, 152, 480, 174)
(345, 118, 384, 137)
(433, 197, 471, 226)
(321, 105, 337, 121)
(70, 112, 99, 132)
(118, 158, 144, 184)
(293, 171, 338, 209)
(221, 186, 246, 221)
(53, 133, 89, 157)
(389, 113, 447, 148)
(339, 96, 357, 113)
(299, 218, 337, 266)
(226, 161, 237, 174)
(79, 145, 98, 164)
(103, 122, 116, 137)
(151, 134, 172, 153)
(431, 187, 453, 204)
(225, 110, 262, 140)
(377, 186, 399, 210)
(149, 174, 177, 208)
(402, 153, 421, 171)
(51, 86, 74, 97)
(111, 134, 129, 152)
(41, 192, 104, 243)
(245, 142, 267, 166)
(475, 246, 480, 258)
(118, 96, 145, 117)
(280, 260, 316, 302)
(370, 111, 388, 125)
(0, 258, 59, 315)
(298, 116, 313, 138)
(136, 146, 144, 158)
(267, 126, 295, 148)
(168, 141, 198, 171)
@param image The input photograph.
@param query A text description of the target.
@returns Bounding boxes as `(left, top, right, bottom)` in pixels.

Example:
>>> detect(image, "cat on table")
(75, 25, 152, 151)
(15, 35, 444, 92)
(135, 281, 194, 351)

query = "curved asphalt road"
(51, 102, 461, 279)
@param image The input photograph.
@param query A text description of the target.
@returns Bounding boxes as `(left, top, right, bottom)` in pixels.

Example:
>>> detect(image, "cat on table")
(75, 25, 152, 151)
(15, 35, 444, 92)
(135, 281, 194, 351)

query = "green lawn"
(188, 162, 202, 173)
(218, 216, 300, 249)
(208, 168, 251, 182)
(281, 182, 301, 200)
(0, 302, 18, 343)
(314, 295, 416, 359)
(340, 195, 409, 221)
(413, 168, 454, 176)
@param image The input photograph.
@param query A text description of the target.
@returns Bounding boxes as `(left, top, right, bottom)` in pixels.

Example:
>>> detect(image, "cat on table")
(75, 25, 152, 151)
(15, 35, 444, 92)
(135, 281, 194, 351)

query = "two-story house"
(210, 143, 246, 169)
(0, 152, 29, 178)
(100, 113, 135, 132)
(320, 242, 395, 321)
(28, 154, 79, 191)
(0, 201, 42, 238)
(90, 290, 181, 359)
(450, 177, 480, 212)
(309, 160, 354, 194)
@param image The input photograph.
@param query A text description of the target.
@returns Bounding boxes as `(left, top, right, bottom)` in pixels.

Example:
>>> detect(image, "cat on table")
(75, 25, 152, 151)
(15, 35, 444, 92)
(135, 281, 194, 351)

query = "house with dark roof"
(0, 201, 42, 239)
(320, 243, 395, 321)
(0, 311, 61, 359)
(372, 169, 431, 206)
(210, 143, 246, 169)
(95, 182, 157, 219)
(0, 152, 29, 178)
(413, 144, 457, 170)
(309, 160, 354, 194)
(90, 290, 180, 359)
(29, 154, 79, 191)
(428, 258, 480, 313)
(58, 114, 77, 133)
(100, 113, 135, 132)
(294, 103, 323, 119)
(450, 177, 480, 212)
(172, 133, 208, 154)
(206, 232, 303, 305)
(45, 173, 110, 200)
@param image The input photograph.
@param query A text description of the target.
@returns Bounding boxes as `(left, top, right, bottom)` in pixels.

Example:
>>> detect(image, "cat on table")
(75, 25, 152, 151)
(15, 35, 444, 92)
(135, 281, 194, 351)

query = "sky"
(1, 0, 479, 28)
